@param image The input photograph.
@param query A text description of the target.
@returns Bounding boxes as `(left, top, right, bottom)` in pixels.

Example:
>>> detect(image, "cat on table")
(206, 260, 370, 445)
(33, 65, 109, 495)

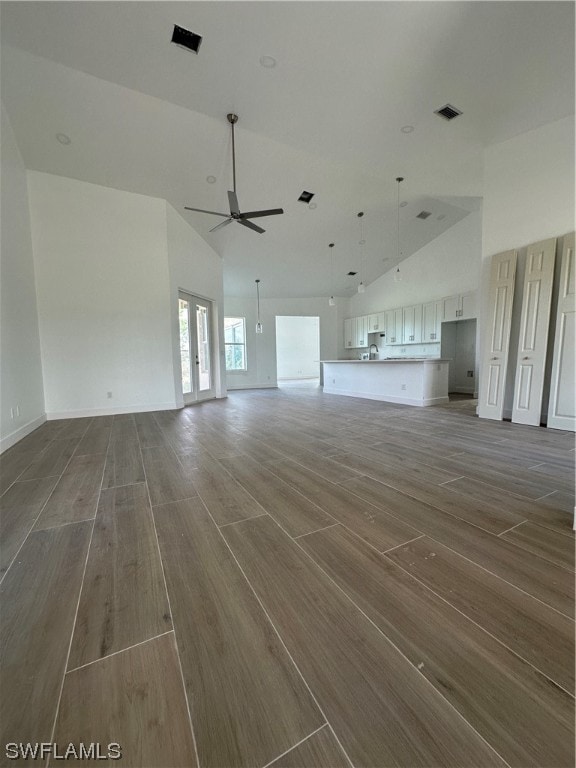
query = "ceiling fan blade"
(209, 218, 233, 233)
(238, 219, 265, 234)
(184, 206, 230, 217)
(239, 208, 284, 220)
(228, 190, 240, 215)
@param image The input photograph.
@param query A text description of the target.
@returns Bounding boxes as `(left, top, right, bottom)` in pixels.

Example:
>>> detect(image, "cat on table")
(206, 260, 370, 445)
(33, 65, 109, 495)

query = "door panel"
(478, 250, 517, 420)
(178, 292, 215, 404)
(547, 232, 575, 430)
(511, 238, 557, 425)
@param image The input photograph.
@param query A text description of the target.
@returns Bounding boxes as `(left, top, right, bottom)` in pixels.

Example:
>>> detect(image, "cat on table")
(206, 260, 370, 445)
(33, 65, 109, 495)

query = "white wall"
(341, 210, 482, 359)
(480, 116, 575, 419)
(224, 296, 339, 389)
(165, 204, 226, 405)
(0, 103, 45, 450)
(28, 172, 176, 417)
(348, 211, 482, 318)
(276, 316, 320, 379)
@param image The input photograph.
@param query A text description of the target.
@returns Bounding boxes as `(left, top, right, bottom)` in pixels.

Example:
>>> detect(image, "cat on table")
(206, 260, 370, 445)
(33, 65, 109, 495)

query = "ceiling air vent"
(298, 191, 315, 203)
(347, 271, 357, 276)
(171, 24, 203, 54)
(434, 103, 462, 121)
(416, 211, 432, 220)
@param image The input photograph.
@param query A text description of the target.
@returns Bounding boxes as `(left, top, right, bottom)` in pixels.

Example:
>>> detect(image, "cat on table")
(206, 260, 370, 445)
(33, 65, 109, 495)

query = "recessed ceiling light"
(400, 201, 408, 208)
(259, 55, 277, 68)
(401, 125, 414, 134)
(359, 239, 366, 245)
(56, 133, 71, 145)
(206, 175, 216, 184)
(308, 202, 317, 209)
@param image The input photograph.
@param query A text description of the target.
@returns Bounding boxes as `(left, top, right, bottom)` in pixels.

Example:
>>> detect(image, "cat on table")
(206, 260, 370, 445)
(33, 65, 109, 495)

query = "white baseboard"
(226, 384, 278, 391)
(46, 402, 180, 420)
(0, 413, 47, 454)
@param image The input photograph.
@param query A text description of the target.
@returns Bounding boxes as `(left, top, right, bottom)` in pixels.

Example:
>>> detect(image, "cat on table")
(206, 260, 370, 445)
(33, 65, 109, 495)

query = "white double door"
(178, 292, 215, 404)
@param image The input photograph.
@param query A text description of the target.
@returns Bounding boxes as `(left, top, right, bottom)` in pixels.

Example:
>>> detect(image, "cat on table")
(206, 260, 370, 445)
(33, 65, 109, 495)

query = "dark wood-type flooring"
(1, 387, 574, 767)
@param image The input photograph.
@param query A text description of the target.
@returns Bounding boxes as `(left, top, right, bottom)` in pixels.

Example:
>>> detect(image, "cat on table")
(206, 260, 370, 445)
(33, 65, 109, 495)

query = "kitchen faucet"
(369, 343, 378, 360)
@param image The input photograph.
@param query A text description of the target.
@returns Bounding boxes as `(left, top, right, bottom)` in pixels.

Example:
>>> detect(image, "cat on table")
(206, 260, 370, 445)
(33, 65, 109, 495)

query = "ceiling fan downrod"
(227, 113, 238, 195)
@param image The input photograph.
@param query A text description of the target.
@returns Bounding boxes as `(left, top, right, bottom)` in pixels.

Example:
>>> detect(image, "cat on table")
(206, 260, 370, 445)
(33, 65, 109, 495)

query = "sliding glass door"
(178, 292, 215, 404)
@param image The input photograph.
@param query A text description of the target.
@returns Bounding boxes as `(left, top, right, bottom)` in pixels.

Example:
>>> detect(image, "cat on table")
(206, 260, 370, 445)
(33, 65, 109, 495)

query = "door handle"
(522, 356, 530, 360)
(490, 357, 499, 360)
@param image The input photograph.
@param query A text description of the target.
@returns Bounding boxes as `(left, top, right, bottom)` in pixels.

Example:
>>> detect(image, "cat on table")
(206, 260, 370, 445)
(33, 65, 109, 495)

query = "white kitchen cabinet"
(402, 304, 423, 344)
(422, 300, 442, 342)
(355, 315, 369, 347)
(368, 313, 384, 333)
(442, 292, 477, 321)
(344, 318, 354, 348)
(385, 308, 403, 344)
(344, 315, 369, 348)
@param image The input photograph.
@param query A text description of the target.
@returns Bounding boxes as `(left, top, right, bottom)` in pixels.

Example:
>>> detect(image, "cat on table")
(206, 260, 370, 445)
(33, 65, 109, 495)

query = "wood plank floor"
(0, 387, 574, 767)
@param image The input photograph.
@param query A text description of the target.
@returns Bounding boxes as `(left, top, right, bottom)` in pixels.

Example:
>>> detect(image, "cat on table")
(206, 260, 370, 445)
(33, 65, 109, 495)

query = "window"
(224, 317, 247, 371)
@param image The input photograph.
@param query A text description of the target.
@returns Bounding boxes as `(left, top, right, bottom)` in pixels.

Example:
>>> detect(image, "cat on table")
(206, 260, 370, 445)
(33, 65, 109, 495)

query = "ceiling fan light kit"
(185, 113, 284, 234)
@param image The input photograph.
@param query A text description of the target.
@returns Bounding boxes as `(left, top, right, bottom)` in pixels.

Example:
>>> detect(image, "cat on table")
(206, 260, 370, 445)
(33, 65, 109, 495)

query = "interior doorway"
(275, 316, 320, 386)
(440, 318, 478, 398)
(178, 291, 215, 404)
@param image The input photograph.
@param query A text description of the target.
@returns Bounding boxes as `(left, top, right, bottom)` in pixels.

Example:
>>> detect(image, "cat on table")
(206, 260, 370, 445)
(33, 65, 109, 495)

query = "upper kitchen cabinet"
(402, 304, 423, 344)
(356, 315, 369, 347)
(385, 308, 403, 344)
(442, 292, 477, 321)
(344, 318, 355, 349)
(368, 313, 385, 333)
(423, 300, 443, 341)
(344, 315, 370, 348)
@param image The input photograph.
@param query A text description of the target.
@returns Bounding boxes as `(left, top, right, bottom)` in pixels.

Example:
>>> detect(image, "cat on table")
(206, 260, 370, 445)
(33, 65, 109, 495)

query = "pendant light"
(394, 177, 404, 282)
(357, 211, 366, 293)
(255, 279, 263, 333)
(328, 243, 336, 306)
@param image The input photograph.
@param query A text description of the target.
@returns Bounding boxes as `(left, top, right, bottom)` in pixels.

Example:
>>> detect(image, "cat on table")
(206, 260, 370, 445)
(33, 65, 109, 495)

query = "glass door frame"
(178, 291, 216, 405)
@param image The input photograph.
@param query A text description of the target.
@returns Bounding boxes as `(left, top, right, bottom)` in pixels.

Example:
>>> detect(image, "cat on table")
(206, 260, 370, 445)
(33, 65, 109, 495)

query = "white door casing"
(478, 249, 518, 421)
(547, 232, 575, 431)
(511, 237, 557, 426)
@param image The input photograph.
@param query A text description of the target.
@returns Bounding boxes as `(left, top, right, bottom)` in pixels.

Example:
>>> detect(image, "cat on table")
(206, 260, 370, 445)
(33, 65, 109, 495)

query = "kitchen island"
(321, 359, 450, 406)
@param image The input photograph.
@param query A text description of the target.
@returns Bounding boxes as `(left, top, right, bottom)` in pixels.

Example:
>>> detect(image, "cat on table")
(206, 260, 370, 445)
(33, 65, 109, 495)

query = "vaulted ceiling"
(1, 1, 574, 297)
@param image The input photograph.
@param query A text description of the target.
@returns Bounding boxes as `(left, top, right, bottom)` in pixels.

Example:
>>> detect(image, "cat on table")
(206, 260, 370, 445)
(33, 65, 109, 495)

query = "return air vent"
(298, 191, 315, 203)
(416, 211, 432, 220)
(434, 104, 462, 121)
(171, 24, 203, 54)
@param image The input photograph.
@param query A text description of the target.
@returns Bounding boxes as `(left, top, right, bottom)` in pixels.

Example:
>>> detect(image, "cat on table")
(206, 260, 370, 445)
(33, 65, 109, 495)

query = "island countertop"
(321, 358, 450, 406)
(321, 358, 450, 363)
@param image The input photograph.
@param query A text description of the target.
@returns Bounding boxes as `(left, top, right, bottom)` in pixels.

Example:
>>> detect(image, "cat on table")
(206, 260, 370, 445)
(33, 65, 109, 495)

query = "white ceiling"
(1, 1, 574, 298)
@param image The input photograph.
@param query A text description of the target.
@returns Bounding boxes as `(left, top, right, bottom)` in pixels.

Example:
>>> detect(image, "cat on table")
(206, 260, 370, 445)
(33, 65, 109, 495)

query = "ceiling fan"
(185, 113, 284, 234)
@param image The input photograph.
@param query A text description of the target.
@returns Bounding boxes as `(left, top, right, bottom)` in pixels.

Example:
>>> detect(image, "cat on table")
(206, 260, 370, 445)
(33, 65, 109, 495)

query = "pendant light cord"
(396, 177, 403, 263)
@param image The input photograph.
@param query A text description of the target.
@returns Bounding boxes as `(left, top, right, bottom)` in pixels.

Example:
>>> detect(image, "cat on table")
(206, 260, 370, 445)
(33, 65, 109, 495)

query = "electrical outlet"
(332, 378, 336, 384)
(401, 384, 406, 391)
(107, 391, 113, 399)
(10, 407, 14, 419)
(16, 405, 20, 416)
(467, 370, 474, 377)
